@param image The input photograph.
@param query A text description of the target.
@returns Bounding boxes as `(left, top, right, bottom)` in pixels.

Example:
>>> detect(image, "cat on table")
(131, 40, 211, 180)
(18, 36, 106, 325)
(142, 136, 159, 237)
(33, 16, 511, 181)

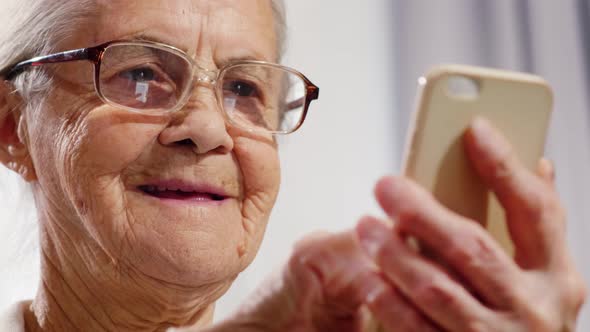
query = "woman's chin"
(123, 234, 244, 287)
(118, 193, 246, 286)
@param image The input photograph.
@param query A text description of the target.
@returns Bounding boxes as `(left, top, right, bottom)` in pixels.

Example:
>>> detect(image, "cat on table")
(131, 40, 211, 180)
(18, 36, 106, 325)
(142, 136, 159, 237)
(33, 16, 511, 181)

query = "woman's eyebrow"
(217, 54, 270, 68)
(120, 33, 273, 66)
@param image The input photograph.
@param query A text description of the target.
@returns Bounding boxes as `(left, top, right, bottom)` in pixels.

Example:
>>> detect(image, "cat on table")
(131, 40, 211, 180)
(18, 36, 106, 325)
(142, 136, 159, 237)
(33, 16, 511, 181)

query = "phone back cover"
(402, 65, 553, 255)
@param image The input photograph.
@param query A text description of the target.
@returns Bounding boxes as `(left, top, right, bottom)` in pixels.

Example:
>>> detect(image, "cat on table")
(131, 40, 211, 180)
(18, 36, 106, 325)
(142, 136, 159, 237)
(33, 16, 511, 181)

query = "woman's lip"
(138, 188, 227, 203)
(136, 179, 231, 198)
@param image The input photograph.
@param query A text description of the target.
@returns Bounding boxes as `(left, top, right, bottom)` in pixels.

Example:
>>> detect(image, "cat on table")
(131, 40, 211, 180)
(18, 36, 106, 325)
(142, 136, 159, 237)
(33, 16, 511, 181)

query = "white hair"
(0, 0, 95, 103)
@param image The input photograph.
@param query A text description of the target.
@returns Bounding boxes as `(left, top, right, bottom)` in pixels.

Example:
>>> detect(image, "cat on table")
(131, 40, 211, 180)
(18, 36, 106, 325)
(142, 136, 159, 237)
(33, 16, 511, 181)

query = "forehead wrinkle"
(93, 0, 201, 50)
(210, 1, 278, 63)
(81, 0, 277, 67)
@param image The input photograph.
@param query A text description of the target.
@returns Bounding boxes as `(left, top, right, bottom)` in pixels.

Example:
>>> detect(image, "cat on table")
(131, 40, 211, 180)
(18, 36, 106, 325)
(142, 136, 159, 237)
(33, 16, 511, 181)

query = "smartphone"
(401, 64, 553, 255)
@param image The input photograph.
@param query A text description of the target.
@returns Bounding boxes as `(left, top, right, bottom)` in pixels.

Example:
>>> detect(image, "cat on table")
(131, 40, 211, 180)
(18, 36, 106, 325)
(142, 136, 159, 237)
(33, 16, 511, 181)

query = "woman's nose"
(158, 95, 234, 154)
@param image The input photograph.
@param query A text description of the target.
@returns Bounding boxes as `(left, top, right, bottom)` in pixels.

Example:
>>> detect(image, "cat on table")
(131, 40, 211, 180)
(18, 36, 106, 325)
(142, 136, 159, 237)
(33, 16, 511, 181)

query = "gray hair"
(0, 0, 287, 105)
(0, 0, 95, 105)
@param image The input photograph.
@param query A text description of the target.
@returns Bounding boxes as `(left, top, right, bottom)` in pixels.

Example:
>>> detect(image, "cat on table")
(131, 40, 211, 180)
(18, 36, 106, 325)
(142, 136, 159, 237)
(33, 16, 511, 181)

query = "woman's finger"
(358, 272, 442, 332)
(290, 228, 443, 332)
(290, 230, 372, 311)
(537, 157, 556, 189)
(374, 176, 522, 309)
(463, 117, 566, 269)
(356, 217, 493, 332)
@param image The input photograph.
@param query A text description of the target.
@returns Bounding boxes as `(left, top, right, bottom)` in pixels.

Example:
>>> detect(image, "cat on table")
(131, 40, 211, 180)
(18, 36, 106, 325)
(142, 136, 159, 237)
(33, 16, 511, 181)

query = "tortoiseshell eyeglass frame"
(0, 40, 320, 135)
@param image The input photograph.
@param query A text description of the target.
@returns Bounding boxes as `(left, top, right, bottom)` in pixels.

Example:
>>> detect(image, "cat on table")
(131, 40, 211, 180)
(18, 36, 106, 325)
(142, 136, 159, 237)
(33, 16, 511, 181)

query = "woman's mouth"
(137, 181, 228, 203)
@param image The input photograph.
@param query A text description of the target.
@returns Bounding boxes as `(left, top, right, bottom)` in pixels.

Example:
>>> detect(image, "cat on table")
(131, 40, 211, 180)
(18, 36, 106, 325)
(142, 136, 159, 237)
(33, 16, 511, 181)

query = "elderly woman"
(0, 0, 585, 331)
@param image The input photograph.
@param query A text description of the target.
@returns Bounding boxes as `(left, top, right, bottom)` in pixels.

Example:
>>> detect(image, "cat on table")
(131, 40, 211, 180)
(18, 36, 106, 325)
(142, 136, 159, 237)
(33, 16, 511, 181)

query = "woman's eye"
(119, 67, 156, 82)
(225, 80, 259, 97)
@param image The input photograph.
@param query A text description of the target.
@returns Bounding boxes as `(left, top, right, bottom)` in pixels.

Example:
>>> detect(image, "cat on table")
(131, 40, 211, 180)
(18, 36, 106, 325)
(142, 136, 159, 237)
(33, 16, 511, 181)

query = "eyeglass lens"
(98, 43, 308, 133)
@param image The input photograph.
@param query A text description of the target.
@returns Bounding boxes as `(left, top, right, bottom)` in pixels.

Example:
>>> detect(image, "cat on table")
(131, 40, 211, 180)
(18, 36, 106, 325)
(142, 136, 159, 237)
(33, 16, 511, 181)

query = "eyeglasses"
(1, 40, 320, 135)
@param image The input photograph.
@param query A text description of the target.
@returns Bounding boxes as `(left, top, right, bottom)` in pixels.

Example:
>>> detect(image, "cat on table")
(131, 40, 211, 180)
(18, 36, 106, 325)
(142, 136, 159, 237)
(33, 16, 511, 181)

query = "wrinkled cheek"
(26, 111, 85, 220)
(76, 111, 167, 175)
(75, 179, 132, 259)
(234, 136, 281, 199)
(233, 136, 281, 267)
(54, 110, 167, 255)
(57, 114, 161, 209)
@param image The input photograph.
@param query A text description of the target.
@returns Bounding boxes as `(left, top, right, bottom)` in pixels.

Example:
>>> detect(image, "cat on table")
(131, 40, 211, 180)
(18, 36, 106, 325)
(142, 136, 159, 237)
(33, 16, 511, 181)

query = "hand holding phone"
(363, 65, 584, 332)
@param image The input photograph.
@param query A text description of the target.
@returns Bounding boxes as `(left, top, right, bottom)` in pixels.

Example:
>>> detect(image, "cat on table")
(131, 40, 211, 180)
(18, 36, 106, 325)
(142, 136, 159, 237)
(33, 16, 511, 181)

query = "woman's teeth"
(138, 185, 225, 201)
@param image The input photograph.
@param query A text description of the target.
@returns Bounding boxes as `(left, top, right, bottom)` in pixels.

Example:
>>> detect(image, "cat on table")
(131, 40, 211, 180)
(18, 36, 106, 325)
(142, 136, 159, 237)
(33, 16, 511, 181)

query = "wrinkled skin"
(0, 0, 585, 331)
(202, 119, 587, 332)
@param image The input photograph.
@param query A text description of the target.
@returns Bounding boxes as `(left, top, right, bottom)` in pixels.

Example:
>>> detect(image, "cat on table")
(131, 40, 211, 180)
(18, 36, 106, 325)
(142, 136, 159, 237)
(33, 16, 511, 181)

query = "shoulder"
(0, 301, 27, 332)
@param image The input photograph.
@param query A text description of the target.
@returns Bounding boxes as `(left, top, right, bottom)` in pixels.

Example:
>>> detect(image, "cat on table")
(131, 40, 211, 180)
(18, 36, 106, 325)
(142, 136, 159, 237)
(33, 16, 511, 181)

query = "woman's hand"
(202, 229, 379, 332)
(203, 118, 586, 332)
(357, 118, 587, 331)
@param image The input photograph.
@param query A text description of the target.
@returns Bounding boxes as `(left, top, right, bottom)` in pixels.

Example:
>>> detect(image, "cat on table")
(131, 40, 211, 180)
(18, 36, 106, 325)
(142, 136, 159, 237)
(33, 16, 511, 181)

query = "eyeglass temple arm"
(285, 85, 319, 111)
(1, 47, 103, 80)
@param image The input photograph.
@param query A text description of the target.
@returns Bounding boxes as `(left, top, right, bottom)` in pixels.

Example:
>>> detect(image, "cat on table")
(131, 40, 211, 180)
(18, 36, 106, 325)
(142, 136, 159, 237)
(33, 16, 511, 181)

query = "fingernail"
(469, 117, 510, 155)
(356, 272, 389, 304)
(7, 144, 26, 157)
(470, 116, 493, 139)
(539, 158, 556, 181)
(365, 280, 388, 304)
(357, 220, 388, 258)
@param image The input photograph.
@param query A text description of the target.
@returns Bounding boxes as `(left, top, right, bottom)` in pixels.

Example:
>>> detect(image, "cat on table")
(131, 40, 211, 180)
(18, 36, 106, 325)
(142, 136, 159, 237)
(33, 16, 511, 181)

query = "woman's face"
(23, 0, 281, 286)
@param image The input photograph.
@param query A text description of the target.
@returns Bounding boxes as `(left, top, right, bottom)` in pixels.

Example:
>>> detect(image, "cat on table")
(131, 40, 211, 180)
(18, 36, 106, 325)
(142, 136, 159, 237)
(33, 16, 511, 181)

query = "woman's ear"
(0, 80, 37, 182)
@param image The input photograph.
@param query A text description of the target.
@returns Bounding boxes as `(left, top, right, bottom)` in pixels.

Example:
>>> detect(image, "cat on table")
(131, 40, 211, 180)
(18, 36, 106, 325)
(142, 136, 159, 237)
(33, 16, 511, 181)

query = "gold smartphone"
(401, 64, 553, 255)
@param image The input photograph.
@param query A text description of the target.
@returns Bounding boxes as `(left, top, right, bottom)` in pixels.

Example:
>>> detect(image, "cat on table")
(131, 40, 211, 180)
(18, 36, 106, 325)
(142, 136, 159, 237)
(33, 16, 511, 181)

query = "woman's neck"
(25, 217, 227, 332)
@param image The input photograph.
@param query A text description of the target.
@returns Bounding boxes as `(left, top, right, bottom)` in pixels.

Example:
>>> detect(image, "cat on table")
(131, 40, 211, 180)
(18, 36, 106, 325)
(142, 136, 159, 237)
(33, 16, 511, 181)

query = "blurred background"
(2, 0, 590, 330)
